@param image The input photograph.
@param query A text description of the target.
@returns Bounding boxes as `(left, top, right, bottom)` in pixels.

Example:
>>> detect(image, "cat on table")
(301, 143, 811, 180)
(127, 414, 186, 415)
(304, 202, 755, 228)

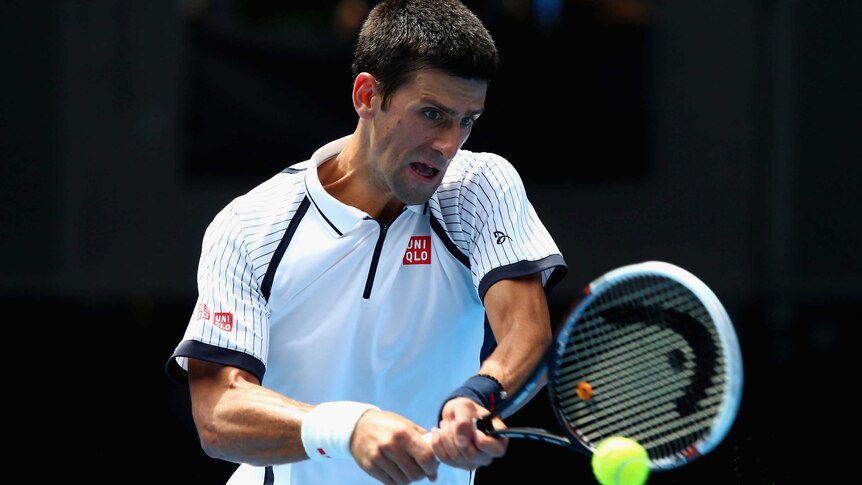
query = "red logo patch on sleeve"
(213, 312, 234, 332)
(196, 303, 211, 321)
(403, 235, 431, 265)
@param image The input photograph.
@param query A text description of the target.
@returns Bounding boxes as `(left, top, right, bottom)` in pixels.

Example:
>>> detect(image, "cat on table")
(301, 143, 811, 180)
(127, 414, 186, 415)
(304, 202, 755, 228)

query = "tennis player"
(166, 1, 567, 483)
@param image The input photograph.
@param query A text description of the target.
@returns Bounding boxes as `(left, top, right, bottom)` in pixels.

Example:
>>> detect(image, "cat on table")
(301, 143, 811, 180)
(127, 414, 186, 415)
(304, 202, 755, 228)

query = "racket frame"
(479, 261, 744, 470)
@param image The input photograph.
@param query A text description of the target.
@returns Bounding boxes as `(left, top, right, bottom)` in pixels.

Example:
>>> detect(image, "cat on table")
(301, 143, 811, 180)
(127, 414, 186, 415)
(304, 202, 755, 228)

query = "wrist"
(440, 374, 507, 419)
(476, 373, 506, 397)
(300, 401, 379, 460)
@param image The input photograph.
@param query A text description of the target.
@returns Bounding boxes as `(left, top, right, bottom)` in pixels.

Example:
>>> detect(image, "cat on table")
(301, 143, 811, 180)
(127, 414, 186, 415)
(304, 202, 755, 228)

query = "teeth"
(413, 163, 435, 177)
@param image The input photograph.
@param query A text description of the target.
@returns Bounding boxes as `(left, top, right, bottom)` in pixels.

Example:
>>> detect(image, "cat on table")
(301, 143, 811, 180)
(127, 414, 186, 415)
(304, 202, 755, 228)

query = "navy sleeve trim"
(264, 466, 274, 485)
(261, 196, 310, 301)
(165, 340, 266, 387)
(430, 214, 470, 268)
(281, 166, 306, 174)
(477, 254, 567, 301)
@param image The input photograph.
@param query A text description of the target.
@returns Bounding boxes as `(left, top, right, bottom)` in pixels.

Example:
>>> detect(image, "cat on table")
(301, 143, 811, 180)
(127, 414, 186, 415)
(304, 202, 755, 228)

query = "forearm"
(477, 321, 549, 397)
(188, 359, 312, 466)
(480, 273, 552, 395)
(194, 382, 313, 466)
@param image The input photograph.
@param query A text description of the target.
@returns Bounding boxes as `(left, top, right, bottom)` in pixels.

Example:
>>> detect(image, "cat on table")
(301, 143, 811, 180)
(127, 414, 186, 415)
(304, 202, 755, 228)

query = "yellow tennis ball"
(591, 436, 650, 485)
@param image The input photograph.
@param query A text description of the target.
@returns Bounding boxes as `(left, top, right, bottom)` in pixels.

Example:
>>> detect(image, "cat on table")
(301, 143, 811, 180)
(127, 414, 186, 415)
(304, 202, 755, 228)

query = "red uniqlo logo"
(213, 312, 234, 332)
(403, 235, 431, 265)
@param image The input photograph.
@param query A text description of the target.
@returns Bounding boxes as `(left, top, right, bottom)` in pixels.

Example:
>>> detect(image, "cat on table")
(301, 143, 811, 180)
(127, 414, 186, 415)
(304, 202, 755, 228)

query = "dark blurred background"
(3, 0, 859, 482)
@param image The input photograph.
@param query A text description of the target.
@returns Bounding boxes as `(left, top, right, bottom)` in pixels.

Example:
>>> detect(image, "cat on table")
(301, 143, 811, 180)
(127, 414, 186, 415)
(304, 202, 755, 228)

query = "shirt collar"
(305, 135, 426, 236)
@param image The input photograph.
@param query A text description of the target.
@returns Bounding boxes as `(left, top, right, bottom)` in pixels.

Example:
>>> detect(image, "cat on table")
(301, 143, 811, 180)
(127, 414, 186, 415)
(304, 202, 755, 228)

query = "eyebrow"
(423, 97, 484, 118)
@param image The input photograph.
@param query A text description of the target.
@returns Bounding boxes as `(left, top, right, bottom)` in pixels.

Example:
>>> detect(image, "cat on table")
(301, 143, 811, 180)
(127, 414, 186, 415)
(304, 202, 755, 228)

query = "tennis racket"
(467, 261, 743, 470)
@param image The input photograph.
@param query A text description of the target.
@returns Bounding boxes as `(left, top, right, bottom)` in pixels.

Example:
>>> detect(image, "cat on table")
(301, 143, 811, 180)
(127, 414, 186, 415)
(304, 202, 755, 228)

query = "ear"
(352, 72, 377, 119)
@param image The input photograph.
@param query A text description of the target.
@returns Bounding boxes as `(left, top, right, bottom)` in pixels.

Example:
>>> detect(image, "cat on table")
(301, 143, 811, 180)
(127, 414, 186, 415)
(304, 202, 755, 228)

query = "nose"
(432, 122, 464, 161)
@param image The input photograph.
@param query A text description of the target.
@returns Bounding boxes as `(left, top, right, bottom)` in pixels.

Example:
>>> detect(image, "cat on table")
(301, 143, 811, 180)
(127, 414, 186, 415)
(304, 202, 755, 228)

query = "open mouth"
(410, 162, 439, 178)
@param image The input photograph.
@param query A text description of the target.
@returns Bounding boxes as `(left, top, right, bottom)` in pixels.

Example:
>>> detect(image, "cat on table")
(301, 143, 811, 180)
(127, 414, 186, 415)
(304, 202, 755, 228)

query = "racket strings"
(560, 320, 693, 387)
(559, 332, 698, 441)
(560, 323, 726, 412)
(557, 329, 696, 419)
(567, 385, 727, 445)
(551, 275, 728, 466)
(559, 353, 693, 420)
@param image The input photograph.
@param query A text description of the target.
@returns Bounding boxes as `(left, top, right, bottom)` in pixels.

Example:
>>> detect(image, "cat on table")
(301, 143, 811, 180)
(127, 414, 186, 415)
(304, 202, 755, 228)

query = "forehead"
(395, 68, 488, 114)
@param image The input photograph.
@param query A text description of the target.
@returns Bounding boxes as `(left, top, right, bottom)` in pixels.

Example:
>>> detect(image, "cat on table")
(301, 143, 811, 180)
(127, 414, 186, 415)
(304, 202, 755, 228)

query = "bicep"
(483, 273, 550, 344)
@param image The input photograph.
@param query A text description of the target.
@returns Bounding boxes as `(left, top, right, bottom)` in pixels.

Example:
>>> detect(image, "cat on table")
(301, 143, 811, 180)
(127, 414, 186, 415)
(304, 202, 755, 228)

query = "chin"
(398, 190, 436, 206)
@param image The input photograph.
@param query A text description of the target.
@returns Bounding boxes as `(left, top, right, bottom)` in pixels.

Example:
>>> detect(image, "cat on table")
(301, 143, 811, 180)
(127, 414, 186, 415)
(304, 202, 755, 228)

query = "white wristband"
(301, 401, 379, 460)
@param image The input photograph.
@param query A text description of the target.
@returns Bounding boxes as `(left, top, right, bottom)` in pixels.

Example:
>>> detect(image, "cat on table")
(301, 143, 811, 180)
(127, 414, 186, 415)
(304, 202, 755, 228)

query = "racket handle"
(424, 418, 493, 440)
(420, 418, 489, 449)
(421, 419, 502, 462)
(474, 416, 494, 434)
(420, 431, 439, 461)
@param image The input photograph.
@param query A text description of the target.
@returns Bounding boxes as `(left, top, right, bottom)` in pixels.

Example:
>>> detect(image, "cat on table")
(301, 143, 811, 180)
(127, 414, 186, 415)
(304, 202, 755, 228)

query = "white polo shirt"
(167, 135, 567, 485)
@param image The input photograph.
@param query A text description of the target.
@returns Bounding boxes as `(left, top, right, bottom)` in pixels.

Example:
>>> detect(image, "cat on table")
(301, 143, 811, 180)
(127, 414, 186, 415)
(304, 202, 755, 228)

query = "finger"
(451, 406, 481, 452)
(437, 420, 460, 461)
(371, 452, 409, 485)
(439, 419, 472, 465)
(382, 441, 436, 483)
(428, 427, 447, 462)
(366, 463, 397, 485)
(413, 432, 440, 479)
(474, 417, 508, 457)
(474, 431, 507, 458)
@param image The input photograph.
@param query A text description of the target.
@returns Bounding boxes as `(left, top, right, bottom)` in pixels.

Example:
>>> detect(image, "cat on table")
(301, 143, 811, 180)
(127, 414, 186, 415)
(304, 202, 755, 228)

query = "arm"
(432, 272, 552, 468)
(187, 358, 439, 483)
(478, 272, 552, 396)
(187, 358, 312, 465)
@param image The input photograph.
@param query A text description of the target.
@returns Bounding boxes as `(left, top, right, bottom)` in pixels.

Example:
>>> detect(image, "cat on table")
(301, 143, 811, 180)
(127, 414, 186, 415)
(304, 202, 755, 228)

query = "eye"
(460, 117, 476, 128)
(423, 109, 443, 121)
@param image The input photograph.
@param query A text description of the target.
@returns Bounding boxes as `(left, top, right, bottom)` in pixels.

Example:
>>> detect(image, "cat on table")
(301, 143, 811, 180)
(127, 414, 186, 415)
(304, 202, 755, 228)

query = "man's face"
(368, 68, 488, 206)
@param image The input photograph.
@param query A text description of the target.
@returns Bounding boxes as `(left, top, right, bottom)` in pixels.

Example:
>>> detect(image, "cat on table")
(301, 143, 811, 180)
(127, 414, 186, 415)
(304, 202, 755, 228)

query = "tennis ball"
(591, 436, 650, 485)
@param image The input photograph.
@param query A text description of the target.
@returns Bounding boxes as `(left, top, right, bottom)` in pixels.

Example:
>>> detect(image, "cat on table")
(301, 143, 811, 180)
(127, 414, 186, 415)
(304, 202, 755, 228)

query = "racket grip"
(421, 419, 498, 462)
(422, 419, 492, 446)
(474, 417, 494, 434)
(420, 431, 439, 462)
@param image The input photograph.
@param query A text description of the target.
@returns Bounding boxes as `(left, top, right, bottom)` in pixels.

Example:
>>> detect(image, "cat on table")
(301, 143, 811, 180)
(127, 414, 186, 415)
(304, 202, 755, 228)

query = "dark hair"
(351, 0, 499, 108)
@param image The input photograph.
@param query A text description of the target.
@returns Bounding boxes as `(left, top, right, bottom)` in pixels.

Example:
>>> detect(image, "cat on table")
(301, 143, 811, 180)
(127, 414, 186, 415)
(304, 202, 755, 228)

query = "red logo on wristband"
(317, 448, 330, 458)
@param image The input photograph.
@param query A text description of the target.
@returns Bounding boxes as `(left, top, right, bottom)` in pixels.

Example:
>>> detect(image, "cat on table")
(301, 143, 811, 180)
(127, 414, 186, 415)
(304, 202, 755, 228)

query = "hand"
(430, 397, 508, 470)
(350, 409, 439, 484)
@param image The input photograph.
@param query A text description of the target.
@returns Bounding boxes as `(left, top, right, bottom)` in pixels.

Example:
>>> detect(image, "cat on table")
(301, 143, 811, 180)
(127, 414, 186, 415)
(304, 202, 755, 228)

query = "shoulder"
(230, 162, 308, 213)
(207, 164, 309, 238)
(447, 149, 515, 174)
(441, 149, 524, 192)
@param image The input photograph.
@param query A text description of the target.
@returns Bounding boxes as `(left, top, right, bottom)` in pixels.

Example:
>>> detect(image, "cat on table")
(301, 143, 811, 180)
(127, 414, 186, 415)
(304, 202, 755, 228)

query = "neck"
(318, 131, 404, 221)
